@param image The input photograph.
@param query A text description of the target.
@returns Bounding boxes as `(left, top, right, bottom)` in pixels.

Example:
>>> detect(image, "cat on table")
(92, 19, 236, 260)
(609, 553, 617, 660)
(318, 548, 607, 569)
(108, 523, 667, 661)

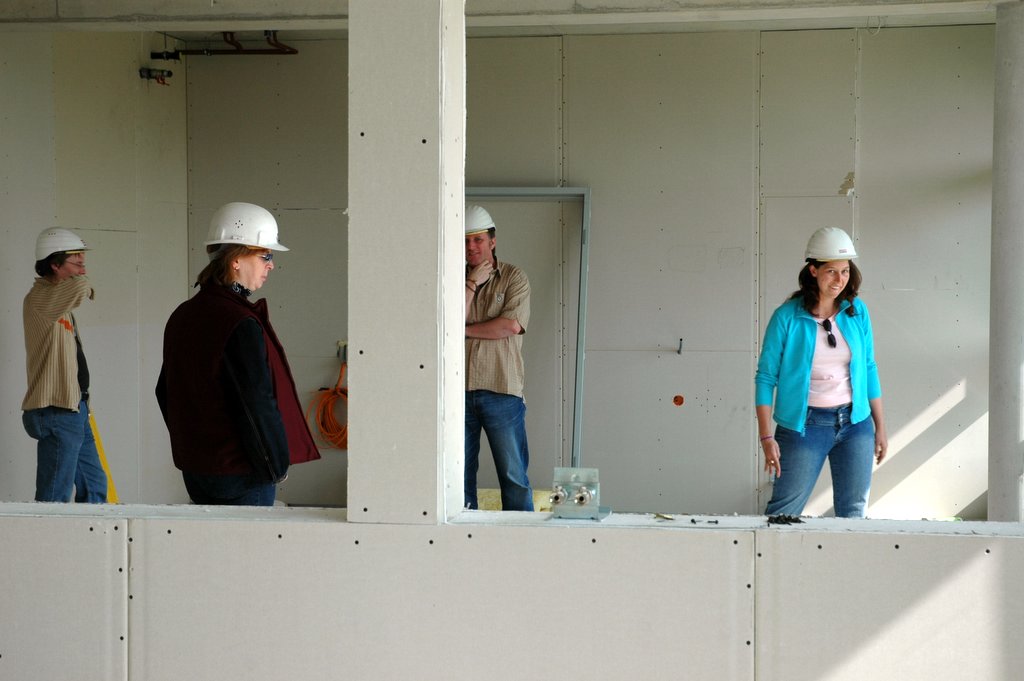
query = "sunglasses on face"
(821, 318, 837, 348)
(256, 252, 273, 262)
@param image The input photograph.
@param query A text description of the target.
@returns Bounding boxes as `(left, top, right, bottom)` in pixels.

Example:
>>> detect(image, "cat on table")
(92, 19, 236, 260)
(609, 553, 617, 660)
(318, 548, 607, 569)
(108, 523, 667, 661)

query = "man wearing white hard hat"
(21, 227, 108, 503)
(464, 205, 534, 511)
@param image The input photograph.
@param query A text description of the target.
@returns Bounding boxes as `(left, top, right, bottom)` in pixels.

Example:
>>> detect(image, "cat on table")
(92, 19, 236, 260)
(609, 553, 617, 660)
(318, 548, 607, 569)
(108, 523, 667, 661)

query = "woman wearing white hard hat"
(754, 226, 887, 518)
(156, 202, 319, 505)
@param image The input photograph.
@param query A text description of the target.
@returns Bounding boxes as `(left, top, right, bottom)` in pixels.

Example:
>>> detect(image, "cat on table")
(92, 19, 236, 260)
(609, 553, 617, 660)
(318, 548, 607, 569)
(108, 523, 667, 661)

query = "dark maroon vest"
(161, 285, 319, 475)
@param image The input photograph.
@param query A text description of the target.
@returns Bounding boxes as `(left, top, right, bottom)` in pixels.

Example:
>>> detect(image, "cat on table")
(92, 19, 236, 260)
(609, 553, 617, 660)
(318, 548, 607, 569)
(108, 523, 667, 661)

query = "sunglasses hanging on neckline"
(821, 318, 837, 348)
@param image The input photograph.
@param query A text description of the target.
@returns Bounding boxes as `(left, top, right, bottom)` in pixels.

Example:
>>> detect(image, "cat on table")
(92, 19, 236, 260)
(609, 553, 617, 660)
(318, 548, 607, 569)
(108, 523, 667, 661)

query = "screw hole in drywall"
(591, 538, 597, 544)
(894, 544, 900, 549)
(429, 540, 434, 545)
(467, 534, 473, 539)
(817, 544, 822, 550)
(277, 534, 283, 539)
(354, 540, 359, 545)
(363, 507, 368, 512)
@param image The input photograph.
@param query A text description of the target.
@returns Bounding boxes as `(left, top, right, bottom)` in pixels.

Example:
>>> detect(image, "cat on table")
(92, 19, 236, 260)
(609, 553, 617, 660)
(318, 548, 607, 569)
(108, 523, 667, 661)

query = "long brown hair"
(195, 244, 255, 288)
(789, 260, 861, 316)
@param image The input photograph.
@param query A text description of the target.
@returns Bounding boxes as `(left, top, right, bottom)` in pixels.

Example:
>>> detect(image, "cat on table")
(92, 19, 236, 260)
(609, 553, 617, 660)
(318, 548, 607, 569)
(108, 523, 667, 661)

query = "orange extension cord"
(306, 361, 348, 449)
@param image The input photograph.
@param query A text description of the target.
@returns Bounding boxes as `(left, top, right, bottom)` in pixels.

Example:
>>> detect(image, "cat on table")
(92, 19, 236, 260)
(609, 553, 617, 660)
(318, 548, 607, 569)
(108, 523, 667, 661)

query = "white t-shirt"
(808, 314, 853, 407)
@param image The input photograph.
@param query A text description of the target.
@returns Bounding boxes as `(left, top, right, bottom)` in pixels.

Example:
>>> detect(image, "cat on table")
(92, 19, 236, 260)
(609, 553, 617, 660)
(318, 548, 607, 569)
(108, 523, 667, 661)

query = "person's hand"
(874, 431, 888, 464)
(762, 437, 781, 478)
(468, 260, 492, 287)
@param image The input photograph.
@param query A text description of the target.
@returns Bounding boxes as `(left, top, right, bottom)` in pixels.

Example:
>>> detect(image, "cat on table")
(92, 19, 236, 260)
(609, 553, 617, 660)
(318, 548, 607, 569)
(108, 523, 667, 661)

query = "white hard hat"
(465, 205, 495, 236)
(205, 202, 289, 251)
(805, 226, 857, 261)
(35, 227, 89, 261)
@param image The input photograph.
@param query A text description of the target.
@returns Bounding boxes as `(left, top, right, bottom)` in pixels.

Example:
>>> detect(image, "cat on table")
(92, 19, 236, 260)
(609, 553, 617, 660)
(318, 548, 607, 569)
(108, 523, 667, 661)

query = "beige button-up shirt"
(465, 260, 530, 398)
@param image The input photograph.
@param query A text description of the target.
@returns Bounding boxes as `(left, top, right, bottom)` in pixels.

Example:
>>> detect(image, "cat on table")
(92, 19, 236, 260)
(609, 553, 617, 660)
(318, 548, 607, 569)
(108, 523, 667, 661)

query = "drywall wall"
(2, 502, 1022, 680)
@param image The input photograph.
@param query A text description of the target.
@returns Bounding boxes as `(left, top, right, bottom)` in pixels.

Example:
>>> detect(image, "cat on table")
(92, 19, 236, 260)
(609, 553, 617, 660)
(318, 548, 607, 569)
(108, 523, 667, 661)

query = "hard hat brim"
(204, 238, 290, 251)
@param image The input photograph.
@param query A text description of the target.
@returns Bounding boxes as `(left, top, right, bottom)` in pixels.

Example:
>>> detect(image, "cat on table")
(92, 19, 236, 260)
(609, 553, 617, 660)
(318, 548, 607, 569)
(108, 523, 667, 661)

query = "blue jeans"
(182, 472, 277, 506)
(765, 404, 875, 518)
(23, 401, 108, 503)
(465, 390, 533, 511)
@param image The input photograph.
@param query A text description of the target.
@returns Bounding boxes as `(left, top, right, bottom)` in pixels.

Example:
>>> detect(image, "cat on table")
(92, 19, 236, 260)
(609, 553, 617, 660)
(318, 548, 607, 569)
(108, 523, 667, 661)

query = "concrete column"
(348, 0, 466, 523)
(989, 1, 1024, 521)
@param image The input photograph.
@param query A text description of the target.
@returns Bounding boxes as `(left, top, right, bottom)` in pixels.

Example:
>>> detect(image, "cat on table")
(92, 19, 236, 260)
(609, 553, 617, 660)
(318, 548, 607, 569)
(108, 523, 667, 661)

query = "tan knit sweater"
(22, 276, 94, 411)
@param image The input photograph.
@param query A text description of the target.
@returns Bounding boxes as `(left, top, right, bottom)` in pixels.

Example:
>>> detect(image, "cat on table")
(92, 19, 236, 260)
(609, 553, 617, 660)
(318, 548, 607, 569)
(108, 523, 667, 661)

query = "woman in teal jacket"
(755, 227, 888, 518)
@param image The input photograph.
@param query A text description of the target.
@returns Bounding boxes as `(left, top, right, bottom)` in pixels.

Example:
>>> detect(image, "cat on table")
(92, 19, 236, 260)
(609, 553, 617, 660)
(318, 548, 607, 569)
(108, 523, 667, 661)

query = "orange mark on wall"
(672, 395, 685, 406)
(57, 319, 73, 333)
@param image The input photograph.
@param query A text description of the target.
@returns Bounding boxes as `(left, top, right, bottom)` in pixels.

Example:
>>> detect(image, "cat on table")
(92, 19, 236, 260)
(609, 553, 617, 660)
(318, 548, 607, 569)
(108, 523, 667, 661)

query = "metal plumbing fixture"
(549, 467, 610, 520)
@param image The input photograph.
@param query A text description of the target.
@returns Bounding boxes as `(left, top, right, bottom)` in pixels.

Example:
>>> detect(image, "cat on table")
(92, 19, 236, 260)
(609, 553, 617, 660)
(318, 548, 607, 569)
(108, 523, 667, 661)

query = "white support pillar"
(348, 0, 466, 523)
(989, 0, 1024, 521)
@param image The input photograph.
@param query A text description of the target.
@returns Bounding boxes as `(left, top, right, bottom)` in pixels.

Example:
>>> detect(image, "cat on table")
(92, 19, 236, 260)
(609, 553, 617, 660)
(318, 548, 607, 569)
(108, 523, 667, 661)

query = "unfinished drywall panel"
(564, 31, 759, 353)
(759, 29, 857, 197)
(53, 33, 139, 232)
(582, 349, 756, 514)
(466, 37, 562, 185)
(562, 32, 758, 514)
(856, 25, 993, 519)
(0, 33, 56, 502)
(348, 0, 464, 522)
(186, 40, 347, 213)
(756, 528, 1024, 680)
(127, 513, 753, 680)
(136, 33, 189, 504)
(0, 514, 127, 679)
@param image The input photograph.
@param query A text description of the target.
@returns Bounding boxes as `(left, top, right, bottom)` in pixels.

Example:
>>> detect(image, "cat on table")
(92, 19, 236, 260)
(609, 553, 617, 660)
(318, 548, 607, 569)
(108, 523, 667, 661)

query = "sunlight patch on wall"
(888, 380, 966, 458)
(870, 412, 987, 520)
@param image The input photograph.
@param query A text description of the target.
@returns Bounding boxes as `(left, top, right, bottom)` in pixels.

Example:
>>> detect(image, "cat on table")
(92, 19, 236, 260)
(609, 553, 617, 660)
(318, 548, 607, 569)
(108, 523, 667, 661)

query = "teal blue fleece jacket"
(755, 297, 881, 434)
